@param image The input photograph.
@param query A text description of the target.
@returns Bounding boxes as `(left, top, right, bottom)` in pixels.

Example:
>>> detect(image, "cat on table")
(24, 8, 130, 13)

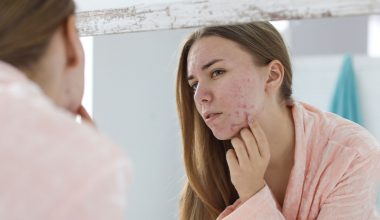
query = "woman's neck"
(258, 101, 295, 169)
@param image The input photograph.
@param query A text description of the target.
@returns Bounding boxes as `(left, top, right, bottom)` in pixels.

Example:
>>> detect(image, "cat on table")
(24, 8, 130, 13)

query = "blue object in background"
(329, 55, 363, 125)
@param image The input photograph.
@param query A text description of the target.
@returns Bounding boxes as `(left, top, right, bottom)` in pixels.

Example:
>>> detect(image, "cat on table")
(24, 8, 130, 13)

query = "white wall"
(292, 55, 380, 140)
(288, 16, 368, 55)
(92, 28, 194, 220)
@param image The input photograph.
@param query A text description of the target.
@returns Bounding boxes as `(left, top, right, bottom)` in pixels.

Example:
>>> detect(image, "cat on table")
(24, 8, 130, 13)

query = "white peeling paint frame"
(77, 0, 380, 37)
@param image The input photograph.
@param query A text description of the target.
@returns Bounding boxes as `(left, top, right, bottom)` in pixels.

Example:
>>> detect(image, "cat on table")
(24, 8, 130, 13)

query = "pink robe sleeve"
(217, 150, 380, 220)
(217, 186, 285, 220)
(53, 160, 130, 220)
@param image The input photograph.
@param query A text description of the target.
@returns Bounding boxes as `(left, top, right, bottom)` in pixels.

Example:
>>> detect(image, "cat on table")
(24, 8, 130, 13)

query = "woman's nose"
(194, 84, 212, 104)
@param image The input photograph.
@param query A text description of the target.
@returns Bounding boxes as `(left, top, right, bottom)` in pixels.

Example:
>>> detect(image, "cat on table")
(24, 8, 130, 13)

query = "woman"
(176, 22, 380, 219)
(0, 0, 129, 219)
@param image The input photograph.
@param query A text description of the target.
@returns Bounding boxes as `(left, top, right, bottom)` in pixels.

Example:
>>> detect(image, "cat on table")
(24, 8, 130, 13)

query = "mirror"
(73, 1, 380, 220)
(77, 14, 380, 219)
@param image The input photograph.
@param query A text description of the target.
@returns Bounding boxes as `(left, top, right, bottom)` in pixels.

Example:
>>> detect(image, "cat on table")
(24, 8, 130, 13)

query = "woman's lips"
(205, 112, 222, 123)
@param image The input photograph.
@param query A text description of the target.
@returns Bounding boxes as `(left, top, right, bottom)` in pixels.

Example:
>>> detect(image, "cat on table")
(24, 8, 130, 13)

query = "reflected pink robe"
(219, 102, 380, 220)
(0, 61, 130, 220)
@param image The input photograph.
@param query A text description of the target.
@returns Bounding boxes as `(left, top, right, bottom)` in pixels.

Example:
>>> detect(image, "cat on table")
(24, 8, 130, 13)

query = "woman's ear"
(265, 60, 284, 94)
(62, 15, 84, 72)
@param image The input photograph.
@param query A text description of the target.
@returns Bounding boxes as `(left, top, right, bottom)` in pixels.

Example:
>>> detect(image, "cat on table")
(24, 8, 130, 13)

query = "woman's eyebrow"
(187, 59, 224, 81)
(201, 59, 224, 70)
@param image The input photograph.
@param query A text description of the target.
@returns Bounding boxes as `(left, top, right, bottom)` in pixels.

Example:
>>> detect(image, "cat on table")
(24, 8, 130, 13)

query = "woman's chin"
(211, 125, 245, 140)
(212, 130, 237, 141)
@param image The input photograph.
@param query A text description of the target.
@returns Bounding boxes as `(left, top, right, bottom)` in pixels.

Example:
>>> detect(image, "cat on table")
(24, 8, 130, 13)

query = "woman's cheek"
(230, 102, 258, 128)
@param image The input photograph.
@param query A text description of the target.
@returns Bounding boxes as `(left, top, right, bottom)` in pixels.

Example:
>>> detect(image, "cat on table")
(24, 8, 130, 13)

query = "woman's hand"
(216, 199, 242, 220)
(226, 119, 271, 203)
(76, 105, 96, 127)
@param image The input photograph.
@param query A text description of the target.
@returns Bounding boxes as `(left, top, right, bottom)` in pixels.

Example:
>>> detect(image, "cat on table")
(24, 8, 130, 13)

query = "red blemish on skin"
(230, 123, 242, 133)
(244, 112, 255, 124)
(244, 112, 250, 123)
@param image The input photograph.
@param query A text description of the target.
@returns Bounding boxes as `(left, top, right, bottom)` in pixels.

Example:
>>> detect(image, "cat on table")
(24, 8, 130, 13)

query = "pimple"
(236, 103, 248, 109)
(230, 123, 241, 133)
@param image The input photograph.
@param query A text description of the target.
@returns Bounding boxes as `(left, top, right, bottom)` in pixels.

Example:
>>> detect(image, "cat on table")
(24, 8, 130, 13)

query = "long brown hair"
(176, 22, 293, 220)
(0, 0, 75, 75)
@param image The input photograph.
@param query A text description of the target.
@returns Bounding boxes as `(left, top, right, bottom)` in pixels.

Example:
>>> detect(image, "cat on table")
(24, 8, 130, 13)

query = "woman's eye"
(190, 82, 198, 91)
(211, 69, 225, 78)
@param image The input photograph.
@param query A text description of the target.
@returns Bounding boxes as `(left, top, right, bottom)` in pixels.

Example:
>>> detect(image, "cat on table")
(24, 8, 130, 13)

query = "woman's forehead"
(186, 37, 251, 73)
(189, 36, 239, 55)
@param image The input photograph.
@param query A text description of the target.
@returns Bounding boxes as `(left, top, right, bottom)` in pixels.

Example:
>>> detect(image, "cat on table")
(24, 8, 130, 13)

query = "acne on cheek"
(230, 123, 243, 134)
(238, 103, 247, 109)
(229, 110, 255, 134)
(222, 78, 259, 135)
(228, 77, 256, 101)
(237, 102, 256, 113)
(228, 109, 255, 135)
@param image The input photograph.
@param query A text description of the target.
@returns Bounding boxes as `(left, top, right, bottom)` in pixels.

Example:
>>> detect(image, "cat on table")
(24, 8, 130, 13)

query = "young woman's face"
(187, 36, 269, 140)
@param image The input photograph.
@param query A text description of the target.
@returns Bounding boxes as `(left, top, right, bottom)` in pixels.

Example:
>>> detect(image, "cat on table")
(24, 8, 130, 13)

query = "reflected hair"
(0, 0, 75, 76)
(176, 21, 292, 220)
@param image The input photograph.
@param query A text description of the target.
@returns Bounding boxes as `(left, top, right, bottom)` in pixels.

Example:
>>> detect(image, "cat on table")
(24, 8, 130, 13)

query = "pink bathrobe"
(218, 102, 380, 220)
(0, 61, 130, 220)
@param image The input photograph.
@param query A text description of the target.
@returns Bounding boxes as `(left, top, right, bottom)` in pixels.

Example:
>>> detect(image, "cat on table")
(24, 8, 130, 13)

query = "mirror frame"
(77, 0, 380, 37)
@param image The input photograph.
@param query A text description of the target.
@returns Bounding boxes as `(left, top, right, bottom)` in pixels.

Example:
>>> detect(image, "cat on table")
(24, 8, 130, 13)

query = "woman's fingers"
(216, 199, 242, 220)
(230, 137, 250, 167)
(225, 121, 270, 204)
(230, 199, 242, 209)
(248, 120, 270, 161)
(225, 122, 270, 204)
(77, 105, 96, 127)
(240, 128, 260, 161)
(226, 149, 239, 172)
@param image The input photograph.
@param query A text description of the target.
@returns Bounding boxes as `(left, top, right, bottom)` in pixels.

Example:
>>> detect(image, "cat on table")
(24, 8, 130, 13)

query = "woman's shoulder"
(0, 61, 128, 172)
(296, 102, 380, 196)
(296, 101, 380, 157)
(0, 69, 130, 209)
(324, 111, 379, 159)
(327, 113, 379, 156)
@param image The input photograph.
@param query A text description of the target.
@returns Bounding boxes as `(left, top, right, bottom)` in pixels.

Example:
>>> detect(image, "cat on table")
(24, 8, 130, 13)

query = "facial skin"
(27, 16, 85, 114)
(187, 36, 272, 140)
